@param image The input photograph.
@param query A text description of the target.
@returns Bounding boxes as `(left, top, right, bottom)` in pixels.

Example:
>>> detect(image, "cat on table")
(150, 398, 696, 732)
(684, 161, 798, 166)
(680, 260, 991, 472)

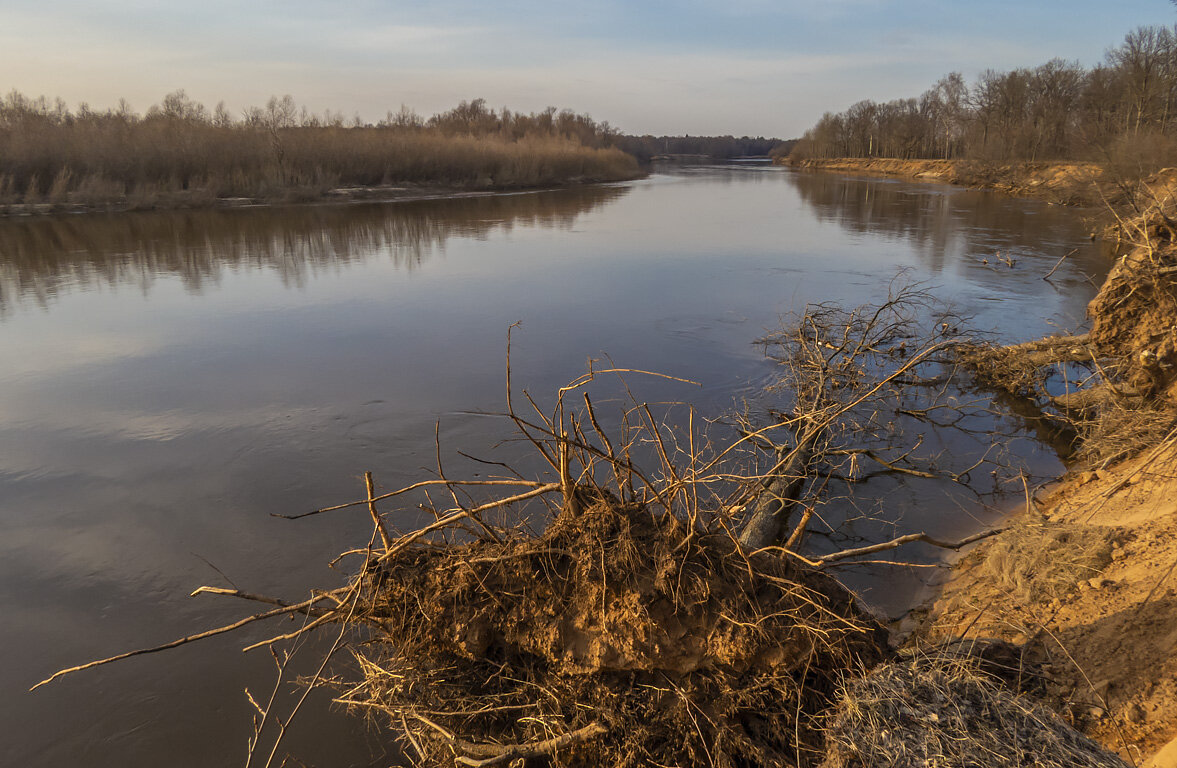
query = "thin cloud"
(1, 0, 1173, 135)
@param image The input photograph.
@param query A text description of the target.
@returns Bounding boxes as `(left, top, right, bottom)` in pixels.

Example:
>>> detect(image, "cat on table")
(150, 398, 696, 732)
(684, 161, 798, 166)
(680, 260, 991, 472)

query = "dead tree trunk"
(737, 434, 816, 551)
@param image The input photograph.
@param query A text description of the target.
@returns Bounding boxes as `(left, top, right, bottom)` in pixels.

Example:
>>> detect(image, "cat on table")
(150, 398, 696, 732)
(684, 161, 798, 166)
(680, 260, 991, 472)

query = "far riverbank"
(0, 176, 645, 219)
(783, 156, 1105, 207)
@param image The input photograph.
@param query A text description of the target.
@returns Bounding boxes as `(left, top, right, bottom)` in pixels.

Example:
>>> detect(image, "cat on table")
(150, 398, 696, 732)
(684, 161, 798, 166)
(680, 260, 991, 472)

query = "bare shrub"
(46, 167, 72, 206)
(68, 174, 125, 206)
(1104, 130, 1177, 182)
(22, 174, 40, 204)
(0, 174, 16, 209)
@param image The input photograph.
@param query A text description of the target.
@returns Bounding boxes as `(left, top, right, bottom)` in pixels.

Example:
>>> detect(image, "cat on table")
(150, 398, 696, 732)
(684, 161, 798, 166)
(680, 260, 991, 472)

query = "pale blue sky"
(1, 0, 1174, 137)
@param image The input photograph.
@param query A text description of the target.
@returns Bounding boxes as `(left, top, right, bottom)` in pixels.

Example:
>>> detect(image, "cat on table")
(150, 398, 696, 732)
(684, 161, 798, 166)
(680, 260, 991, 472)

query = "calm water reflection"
(0, 166, 1109, 767)
(792, 169, 1100, 276)
(0, 187, 629, 312)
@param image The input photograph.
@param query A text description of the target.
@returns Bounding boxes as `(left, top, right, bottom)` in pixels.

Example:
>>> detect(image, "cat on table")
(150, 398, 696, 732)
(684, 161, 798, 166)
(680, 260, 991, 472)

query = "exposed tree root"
(32, 288, 1075, 767)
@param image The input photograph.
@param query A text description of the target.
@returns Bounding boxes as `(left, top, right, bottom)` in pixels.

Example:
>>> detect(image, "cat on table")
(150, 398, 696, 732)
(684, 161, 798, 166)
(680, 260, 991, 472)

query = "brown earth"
(922, 439, 1177, 767)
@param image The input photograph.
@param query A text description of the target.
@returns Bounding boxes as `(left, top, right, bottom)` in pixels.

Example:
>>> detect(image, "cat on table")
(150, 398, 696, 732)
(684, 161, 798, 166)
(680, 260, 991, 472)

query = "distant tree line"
(791, 25, 1177, 168)
(614, 134, 791, 163)
(0, 92, 638, 208)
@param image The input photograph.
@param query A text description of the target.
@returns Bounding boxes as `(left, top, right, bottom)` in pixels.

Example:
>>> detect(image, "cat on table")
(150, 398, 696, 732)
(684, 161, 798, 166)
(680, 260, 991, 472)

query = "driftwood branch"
(432, 721, 609, 767)
(189, 586, 328, 617)
(364, 472, 393, 551)
(273, 478, 551, 520)
(30, 592, 337, 691)
(827, 447, 939, 480)
(813, 527, 1008, 566)
(752, 527, 1007, 568)
(1042, 248, 1078, 281)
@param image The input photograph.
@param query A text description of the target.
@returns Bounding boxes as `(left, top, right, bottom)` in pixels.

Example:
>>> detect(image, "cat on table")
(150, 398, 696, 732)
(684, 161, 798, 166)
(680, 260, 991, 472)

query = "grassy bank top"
(0, 92, 641, 212)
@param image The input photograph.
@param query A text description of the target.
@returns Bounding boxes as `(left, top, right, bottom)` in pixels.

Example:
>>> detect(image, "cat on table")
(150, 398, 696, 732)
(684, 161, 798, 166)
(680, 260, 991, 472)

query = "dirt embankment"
(924, 439, 1177, 766)
(910, 169, 1177, 766)
(786, 157, 1106, 206)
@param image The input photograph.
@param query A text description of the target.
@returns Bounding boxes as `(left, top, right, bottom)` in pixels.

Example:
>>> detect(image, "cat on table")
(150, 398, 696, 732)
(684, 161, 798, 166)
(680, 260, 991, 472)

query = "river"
(0, 163, 1109, 767)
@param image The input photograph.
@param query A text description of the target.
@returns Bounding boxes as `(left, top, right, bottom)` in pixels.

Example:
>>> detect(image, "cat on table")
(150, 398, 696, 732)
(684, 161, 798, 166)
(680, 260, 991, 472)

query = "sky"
(1, 0, 1175, 138)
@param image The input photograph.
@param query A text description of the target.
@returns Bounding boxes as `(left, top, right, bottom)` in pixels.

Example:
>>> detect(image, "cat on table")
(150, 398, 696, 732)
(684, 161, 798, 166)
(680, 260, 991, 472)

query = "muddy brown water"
(0, 164, 1110, 767)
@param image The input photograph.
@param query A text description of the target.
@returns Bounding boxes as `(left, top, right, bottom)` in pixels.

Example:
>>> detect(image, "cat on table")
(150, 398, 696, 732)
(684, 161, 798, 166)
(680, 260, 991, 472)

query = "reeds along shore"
(0, 92, 641, 210)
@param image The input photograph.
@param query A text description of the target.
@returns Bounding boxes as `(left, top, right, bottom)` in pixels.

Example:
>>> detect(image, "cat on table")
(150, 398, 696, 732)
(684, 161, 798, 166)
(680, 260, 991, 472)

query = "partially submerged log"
(737, 435, 815, 550)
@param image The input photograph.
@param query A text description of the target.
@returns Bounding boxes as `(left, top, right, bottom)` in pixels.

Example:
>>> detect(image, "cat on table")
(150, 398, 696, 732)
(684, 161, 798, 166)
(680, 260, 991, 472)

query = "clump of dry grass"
(821, 654, 1129, 768)
(978, 523, 1114, 604)
(1070, 399, 1177, 467)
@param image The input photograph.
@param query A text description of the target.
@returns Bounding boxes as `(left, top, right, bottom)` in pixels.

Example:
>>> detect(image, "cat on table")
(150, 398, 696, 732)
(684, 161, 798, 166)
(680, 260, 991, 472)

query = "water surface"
(0, 165, 1109, 767)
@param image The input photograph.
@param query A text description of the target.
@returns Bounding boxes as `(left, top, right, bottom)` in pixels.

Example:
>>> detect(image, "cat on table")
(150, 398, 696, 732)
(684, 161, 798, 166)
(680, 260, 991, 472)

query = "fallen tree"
(32, 287, 1105, 767)
(739, 280, 1001, 553)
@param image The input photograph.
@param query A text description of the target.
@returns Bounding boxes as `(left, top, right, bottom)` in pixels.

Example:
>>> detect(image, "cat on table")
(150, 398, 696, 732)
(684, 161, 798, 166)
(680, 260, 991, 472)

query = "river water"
(0, 164, 1109, 767)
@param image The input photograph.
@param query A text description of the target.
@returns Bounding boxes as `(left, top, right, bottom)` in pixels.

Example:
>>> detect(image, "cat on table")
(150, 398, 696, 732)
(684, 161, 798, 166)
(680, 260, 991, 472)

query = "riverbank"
(922, 439, 1177, 765)
(785, 157, 1106, 206)
(0, 176, 643, 218)
(873, 163, 1177, 765)
(790, 157, 1177, 765)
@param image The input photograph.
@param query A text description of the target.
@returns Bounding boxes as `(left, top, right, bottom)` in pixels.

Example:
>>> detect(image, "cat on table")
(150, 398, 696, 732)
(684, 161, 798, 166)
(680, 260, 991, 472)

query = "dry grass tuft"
(977, 523, 1114, 604)
(1071, 398, 1177, 467)
(821, 654, 1129, 768)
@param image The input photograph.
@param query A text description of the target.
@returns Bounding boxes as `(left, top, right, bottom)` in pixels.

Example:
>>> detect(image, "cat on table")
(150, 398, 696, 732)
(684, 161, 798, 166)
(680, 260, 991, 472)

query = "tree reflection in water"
(0, 185, 630, 315)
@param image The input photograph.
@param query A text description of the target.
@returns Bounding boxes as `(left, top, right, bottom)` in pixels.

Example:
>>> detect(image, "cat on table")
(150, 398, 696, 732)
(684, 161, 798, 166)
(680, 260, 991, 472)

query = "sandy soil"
(921, 436, 1177, 766)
